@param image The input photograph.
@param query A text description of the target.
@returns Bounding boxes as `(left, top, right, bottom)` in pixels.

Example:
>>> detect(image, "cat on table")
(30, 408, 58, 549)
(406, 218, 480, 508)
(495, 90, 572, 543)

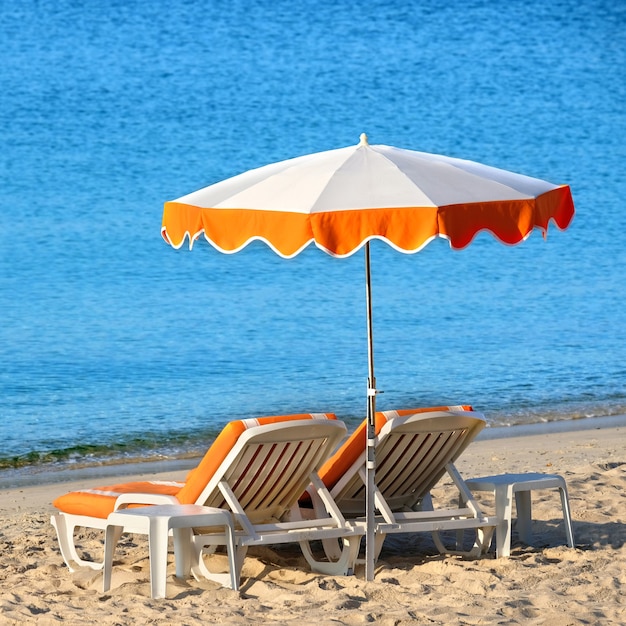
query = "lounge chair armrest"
(114, 494, 181, 510)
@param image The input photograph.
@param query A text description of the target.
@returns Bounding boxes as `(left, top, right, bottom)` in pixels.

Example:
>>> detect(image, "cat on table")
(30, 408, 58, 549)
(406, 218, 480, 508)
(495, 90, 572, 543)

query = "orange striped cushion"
(53, 413, 336, 519)
(51, 480, 185, 518)
(316, 405, 473, 492)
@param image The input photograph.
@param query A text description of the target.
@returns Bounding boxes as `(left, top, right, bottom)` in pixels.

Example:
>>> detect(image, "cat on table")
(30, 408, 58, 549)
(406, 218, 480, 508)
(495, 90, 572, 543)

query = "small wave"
(0, 432, 212, 471)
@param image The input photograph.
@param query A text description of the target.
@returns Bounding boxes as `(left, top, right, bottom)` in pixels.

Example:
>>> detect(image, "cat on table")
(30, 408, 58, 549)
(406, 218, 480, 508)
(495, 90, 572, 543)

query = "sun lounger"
(51, 413, 361, 590)
(301, 406, 497, 568)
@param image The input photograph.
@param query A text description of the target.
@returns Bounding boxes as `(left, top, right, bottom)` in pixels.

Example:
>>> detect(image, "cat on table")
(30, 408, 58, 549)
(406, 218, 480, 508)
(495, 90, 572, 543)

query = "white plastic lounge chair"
(302, 407, 497, 568)
(51, 413, 360, 591)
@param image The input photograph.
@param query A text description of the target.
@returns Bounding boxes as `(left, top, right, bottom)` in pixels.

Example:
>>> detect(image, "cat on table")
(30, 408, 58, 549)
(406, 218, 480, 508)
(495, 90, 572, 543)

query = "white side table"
(465, 473, 575, 558)
(103, 504, 237, 598)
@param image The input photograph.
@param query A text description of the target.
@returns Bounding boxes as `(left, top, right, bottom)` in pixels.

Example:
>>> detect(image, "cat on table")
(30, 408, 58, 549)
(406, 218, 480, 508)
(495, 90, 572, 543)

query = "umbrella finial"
(359, 133, 369, 146)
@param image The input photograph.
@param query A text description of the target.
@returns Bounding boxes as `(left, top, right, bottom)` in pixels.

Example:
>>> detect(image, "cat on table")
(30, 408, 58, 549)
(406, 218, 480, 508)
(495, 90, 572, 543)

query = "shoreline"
(1, 413, 624, 490)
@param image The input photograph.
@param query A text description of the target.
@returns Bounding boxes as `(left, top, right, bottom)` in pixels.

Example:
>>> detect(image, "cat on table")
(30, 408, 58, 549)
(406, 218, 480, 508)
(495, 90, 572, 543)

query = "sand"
(0, 420, 624, 625)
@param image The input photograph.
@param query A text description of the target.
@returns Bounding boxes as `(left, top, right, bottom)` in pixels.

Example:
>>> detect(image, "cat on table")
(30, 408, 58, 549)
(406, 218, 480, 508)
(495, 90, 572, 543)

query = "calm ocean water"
(1, 0, 625, 480)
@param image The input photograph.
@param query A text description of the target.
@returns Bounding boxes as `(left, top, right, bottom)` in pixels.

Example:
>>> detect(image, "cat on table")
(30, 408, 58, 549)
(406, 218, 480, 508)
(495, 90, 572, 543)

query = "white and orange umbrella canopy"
(161, 133, 574, 580)
(162, 133, 574, 257)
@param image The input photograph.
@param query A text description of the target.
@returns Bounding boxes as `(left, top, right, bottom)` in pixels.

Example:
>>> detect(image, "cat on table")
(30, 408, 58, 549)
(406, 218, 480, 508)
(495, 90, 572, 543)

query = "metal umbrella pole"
(364, 241, 377, 581)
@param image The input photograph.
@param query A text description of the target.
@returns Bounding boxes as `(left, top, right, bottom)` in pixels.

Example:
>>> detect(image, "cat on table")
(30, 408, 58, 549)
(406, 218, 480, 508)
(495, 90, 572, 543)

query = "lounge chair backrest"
(185, 414, 346, 524)
(317, 405, 473, 493)
(322, 408, 484, 516)
(52, 413, 339, 520)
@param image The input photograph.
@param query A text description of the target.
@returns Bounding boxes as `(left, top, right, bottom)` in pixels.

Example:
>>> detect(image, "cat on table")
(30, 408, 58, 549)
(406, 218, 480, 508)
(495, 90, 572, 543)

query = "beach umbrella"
(161, 133, 575, 580)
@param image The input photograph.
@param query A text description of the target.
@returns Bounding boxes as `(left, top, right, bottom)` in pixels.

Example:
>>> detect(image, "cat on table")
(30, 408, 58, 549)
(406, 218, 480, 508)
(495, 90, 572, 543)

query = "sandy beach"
(1, 419, 624, 625)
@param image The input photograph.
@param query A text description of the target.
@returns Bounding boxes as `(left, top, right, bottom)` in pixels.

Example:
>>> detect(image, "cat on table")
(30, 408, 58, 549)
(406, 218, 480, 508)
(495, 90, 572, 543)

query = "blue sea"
(1, 0, 625, 484)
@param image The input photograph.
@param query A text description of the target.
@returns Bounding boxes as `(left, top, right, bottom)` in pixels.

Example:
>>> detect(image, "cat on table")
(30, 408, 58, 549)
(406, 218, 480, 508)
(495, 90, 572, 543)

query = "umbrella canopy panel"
(162, 134, 574, 259)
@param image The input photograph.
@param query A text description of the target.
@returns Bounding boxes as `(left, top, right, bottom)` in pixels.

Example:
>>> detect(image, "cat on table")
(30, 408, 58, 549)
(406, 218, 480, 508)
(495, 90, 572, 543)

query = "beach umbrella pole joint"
(161, 133, 575, 582)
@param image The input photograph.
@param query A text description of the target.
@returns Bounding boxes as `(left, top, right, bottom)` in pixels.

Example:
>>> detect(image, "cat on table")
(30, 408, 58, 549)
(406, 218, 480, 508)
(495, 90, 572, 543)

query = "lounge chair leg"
(374, 532, 385, 561)
(476, 526, 495, 554)
(321, 536, 344, 561)
(51, 513, 117, 572)
(432, 525, 494, 557)
(300, 535, 360, 576)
